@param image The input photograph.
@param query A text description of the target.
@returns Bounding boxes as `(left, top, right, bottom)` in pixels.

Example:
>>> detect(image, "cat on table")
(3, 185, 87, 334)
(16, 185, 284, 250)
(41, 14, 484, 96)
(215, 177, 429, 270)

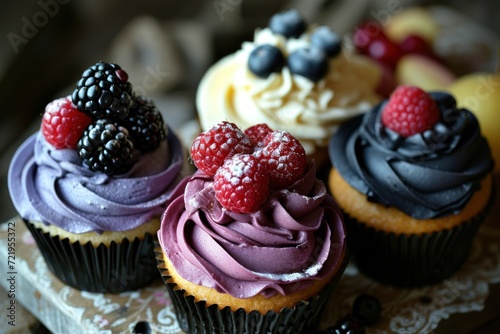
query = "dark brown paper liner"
(24, 220, 159, 293)
(343, 198, 492, 287)
(155, 246, 346, 334)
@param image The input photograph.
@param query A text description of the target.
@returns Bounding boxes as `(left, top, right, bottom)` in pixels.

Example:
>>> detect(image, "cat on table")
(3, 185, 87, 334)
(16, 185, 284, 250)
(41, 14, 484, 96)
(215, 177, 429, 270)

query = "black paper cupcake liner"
(155, 246, 346, 334)
(25, 220, 159, 293)
(343, 197, 493, 287)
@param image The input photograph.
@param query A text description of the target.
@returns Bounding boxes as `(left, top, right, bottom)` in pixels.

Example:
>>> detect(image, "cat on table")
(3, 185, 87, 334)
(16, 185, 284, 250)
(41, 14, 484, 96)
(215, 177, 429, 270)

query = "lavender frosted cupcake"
(157, 122, 347, 333)
(8, 62, 185, 293)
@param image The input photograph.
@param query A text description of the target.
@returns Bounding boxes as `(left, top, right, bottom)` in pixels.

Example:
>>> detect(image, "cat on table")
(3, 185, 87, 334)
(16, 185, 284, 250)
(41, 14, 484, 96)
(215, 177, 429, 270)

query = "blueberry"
(248, 44, 285, 78)
(352, 294, 382, 326)
(311, 26, 342, 57)
(327, 315, 366, 334)
(287, 47, 329, 82)
(269, 9, 306, 38)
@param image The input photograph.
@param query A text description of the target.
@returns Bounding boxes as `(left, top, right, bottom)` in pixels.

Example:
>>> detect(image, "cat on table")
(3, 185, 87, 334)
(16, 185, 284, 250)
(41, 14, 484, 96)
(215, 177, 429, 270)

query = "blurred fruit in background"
(396, 54, 455, 91)
(351, 7, 457, 94)
(383, 7, 440, 44)
(447, 71, 500, 173)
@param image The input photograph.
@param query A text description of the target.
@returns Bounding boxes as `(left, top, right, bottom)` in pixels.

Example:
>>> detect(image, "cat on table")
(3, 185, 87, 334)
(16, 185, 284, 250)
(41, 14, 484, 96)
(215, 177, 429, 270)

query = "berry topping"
(125, 95, 166, 152)
(248, 44, 285, 78)
(72, 61, 134, 121)
(367, 37, 403, 68)
(268, 9, 306, 38)
(352, 294, 382, 326)
(191, 121, 253, 176)
(399, 34, 436, 59)
(381, 85, 440, 137)
(214, 154, 270, 214)
(311, 26, 342, 57)
(77, 119, 134, 175)
(41, 97, 93, 149)
(352, 21, 387, 55)
(288, 47, 329, 82)
(255, 130, 306, 189)
(244, 123, 273, 147)
(327, 315, 366, 334)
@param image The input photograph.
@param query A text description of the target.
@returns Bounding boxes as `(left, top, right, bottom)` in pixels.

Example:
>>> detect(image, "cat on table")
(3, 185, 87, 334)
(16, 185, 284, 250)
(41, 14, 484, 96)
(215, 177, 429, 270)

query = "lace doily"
(320, 187, 500, 333)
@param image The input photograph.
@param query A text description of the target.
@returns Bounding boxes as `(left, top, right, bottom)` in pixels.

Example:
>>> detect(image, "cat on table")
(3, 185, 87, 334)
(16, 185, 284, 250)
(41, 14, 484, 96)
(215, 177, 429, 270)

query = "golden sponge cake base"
(159, 246, 346, 315)
(329, 168, 493, 235)
(31, 217, 161, 247)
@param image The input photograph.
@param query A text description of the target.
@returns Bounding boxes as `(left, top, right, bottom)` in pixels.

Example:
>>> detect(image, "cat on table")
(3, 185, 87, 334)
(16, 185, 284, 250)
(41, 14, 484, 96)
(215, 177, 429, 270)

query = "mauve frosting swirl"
(158, 161, 346, 298)
(330, 92, 494, 219)
(8, 129, 184, 233)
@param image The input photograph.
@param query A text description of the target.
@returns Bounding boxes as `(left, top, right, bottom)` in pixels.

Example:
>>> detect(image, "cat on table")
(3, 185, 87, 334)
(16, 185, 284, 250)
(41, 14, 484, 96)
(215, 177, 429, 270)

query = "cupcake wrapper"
(25, 220, 159, 293)
(344, 200, 492, 287)
(155, 246, 345, 334)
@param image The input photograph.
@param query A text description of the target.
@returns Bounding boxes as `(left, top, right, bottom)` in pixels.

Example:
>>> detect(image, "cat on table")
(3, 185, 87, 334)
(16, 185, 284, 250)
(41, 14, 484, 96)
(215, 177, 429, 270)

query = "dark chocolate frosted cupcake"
(328, 85, 494, 287)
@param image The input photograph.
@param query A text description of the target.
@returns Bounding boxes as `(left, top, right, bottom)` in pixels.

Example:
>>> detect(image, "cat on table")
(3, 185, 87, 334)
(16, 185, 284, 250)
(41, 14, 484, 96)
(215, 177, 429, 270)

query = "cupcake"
(196, 9, 382, 167)
(328, 85, 495, 287)
(157, 122, 347, 333)
(8, 61, 185, 293)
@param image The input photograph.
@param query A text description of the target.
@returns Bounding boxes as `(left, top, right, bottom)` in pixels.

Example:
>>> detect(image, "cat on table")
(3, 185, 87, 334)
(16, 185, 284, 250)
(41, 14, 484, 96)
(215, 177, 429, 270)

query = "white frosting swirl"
(197, 27, 382, 156)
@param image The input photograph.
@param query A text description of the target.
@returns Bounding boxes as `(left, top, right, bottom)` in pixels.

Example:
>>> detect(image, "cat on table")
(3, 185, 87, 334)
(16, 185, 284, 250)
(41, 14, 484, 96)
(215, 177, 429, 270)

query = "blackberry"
(77, 119, 135, 175)
(72, 61, 134, 121)
(125, 96, 166, 152)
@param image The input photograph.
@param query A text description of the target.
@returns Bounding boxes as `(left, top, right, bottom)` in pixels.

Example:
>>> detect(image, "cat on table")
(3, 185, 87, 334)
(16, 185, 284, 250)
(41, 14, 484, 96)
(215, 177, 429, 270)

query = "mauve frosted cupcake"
(8, 62, 185, 293)
(157, 121, 347, 333)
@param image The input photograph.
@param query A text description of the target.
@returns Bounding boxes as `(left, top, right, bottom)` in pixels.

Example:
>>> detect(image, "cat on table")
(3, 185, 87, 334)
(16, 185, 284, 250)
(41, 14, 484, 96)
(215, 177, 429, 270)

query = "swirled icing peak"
(158, 160, 346, 298)
(8, 130, 184, 233)
(330, 90, 494, 219)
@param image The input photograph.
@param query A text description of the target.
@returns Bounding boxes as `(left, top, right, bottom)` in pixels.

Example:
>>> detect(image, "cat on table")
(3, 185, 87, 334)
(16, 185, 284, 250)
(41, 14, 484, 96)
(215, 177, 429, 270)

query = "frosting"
(158, 161, 346, 298)
(8, 129, 184, 233)
(197, 27, 381, 156)
(330, 96, 494, 219)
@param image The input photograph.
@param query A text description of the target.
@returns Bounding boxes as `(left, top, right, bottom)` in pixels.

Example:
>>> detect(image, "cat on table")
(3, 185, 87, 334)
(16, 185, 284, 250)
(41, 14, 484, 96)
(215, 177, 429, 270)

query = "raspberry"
(72, 61, 134, 121)
(214, 154, 270, 213)
(381, 85, 440, 137)
(41, 97, 92, 149)
(255, 130, 306, 189)
(77, 119, 134, 175)
(191, 121, 253, 176)
(244, 123, 273, 147)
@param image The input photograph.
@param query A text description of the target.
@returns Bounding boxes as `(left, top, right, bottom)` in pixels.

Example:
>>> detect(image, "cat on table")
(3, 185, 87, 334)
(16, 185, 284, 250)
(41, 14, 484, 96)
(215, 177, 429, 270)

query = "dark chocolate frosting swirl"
(329, 92, 494, 219)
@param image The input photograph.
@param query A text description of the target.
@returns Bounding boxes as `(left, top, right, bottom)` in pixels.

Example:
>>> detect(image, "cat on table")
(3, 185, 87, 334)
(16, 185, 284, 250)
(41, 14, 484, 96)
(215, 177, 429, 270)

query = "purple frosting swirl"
(329, 92, 494, 219)
(8, 129, 184, 233)
(158, 161, 346, 298)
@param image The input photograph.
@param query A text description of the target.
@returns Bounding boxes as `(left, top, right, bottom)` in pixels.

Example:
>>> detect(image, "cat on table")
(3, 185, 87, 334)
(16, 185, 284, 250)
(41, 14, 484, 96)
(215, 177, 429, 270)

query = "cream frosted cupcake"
(8, 62, 185, 293)
(157, 121, 347, 333)
(196, 9, 382, 166)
